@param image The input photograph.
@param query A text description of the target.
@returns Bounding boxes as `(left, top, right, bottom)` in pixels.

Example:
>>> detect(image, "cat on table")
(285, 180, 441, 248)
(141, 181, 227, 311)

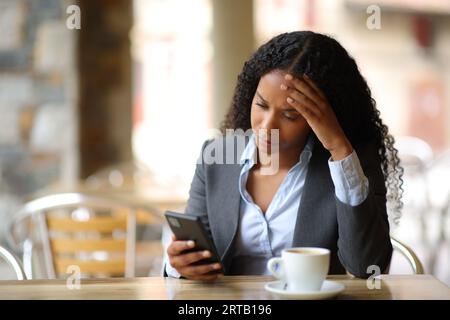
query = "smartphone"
(164, 211, 224, 273)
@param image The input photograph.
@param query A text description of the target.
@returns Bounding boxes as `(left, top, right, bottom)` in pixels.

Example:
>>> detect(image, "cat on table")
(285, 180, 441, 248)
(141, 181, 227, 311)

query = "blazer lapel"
(210, 163, 242, 262)
(292, 141, 336, 248)
(208, 134, 249, 269)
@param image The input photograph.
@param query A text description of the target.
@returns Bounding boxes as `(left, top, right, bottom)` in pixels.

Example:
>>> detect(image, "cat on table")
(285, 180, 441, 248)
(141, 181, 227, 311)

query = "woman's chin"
(257, 142, 279, 155)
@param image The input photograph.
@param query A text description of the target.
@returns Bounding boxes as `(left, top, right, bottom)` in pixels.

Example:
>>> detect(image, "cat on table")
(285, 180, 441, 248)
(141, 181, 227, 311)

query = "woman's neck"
(255, 137, 309, 172)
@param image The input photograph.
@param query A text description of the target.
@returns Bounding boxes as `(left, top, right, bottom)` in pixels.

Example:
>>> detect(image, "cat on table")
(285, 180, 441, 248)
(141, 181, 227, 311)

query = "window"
(132, 0, 212, 195)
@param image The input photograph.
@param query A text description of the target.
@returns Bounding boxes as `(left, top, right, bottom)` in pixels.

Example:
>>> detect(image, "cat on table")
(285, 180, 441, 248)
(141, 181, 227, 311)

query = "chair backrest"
(0, 245, 27, 280)
(7, 192, 163, 279)
(391, 237, 425, 274)
(395, 136, 433, 170)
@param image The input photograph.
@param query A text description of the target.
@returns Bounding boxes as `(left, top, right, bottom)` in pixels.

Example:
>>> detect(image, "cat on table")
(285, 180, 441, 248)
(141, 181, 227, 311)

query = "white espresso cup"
(267, 247, 330, 292)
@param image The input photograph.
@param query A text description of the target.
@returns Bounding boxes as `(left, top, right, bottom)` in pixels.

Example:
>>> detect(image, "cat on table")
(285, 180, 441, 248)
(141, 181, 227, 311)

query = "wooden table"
(0, 275, 448, 300)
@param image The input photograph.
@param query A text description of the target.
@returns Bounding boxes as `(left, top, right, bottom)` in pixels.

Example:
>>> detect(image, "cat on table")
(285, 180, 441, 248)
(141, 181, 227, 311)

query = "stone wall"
(0, 0, 78, 236)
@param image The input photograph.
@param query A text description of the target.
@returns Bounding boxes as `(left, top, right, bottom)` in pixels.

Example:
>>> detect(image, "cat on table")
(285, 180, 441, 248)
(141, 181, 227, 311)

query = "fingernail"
(187, 240, 195, 247)
(203, 250, 211, 257)
(280, 84, 287, 90)
(287, 97, 294, 103)
(214, 263, 222, 269)
(285, 74, 293, 80)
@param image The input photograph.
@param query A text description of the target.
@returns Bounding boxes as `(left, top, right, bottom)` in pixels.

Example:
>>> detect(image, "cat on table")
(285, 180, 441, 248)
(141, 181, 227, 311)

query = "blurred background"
(0, 0, 449, 285)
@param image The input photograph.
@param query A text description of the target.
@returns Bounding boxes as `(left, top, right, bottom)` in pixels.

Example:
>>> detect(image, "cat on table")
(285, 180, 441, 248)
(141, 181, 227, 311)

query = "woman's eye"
(256, 103, 268, 110)
(283, 112, 299, 121)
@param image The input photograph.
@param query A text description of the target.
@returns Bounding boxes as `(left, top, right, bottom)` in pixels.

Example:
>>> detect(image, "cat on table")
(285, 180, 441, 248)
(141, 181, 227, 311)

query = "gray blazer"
(168, 134, 392, 279)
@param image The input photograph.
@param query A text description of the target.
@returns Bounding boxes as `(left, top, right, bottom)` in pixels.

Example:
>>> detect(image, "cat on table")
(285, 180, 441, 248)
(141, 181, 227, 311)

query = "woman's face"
(251, 69, 310, 154)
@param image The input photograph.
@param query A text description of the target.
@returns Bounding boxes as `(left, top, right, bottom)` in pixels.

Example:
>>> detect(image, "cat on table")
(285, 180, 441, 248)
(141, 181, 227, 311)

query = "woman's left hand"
(281, 73, 353, 161)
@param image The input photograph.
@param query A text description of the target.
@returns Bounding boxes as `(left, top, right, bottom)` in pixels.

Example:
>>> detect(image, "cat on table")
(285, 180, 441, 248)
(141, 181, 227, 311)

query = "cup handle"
(267, 257, 285, 280)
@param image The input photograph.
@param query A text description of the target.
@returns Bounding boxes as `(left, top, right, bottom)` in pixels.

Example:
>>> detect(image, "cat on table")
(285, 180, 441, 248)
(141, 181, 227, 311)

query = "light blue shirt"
(229, 134, 369, 275)
(166, 134, 369, 277)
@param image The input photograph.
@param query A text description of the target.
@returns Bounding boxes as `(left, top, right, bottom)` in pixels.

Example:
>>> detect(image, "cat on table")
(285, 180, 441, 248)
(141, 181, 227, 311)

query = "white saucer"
(264, 280, 345, 300)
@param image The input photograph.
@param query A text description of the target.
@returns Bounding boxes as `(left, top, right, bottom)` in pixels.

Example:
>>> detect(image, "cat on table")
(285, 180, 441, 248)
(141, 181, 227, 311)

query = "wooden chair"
(391, 237, 425, 274)
(344, 236, 424, 278)
(0, 245, 27, 280)
(7, 192, 164, 279)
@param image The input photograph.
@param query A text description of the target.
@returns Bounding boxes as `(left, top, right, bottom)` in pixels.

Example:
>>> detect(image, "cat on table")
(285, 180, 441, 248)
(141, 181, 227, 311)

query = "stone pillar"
(77, 0, 133, 178)
(211, 0, 255, 129)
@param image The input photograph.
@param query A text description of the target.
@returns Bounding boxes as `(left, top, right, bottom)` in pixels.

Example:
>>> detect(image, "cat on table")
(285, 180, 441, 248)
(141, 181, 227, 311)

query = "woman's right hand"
(167, 234, 224, 280)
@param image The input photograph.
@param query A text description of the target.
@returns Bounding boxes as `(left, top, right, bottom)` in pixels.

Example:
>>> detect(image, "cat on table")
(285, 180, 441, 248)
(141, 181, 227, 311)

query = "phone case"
(164, 211, 224, 273)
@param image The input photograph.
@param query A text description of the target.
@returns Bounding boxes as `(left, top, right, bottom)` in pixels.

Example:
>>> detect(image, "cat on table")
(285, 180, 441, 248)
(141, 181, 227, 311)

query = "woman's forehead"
(259, 70, 289, 88)
(256, 70, 291, 105)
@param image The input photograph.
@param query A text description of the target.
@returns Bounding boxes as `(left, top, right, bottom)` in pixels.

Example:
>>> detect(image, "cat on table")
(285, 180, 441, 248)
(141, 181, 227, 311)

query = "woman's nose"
(261, 114, 277, 132)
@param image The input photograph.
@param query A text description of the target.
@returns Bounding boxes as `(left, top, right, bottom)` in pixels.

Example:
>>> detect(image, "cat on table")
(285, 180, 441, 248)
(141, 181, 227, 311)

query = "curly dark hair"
(220, 31, 403, 224)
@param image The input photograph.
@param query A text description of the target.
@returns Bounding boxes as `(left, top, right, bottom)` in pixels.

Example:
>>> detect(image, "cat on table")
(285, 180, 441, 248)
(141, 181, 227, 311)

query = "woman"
(165, 31, 403, 280)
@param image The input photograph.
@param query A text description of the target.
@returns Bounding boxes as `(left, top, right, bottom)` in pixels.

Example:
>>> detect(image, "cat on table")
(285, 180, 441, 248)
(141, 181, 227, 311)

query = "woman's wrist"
(329, 139, 353, 161)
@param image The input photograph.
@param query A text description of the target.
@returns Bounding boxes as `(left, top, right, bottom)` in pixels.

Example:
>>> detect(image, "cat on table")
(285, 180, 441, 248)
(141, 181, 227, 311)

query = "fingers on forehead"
(302, 75, 326, 99)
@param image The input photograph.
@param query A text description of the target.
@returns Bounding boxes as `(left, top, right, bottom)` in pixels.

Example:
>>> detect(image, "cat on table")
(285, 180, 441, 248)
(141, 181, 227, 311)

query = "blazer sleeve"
(183, 139, 213, 235)
(163, 139, 212, 277)
(335, 142, 393, 279)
